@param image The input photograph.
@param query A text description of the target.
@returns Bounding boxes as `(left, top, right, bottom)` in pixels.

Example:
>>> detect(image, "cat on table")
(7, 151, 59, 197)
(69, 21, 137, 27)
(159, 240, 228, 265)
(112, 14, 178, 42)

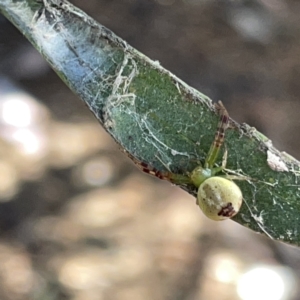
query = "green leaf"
(1, 0, 300, 245)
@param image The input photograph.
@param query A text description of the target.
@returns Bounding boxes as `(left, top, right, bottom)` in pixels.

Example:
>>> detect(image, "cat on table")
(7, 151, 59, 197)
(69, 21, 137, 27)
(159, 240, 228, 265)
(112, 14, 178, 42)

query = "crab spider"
(128, 101, 243, 221)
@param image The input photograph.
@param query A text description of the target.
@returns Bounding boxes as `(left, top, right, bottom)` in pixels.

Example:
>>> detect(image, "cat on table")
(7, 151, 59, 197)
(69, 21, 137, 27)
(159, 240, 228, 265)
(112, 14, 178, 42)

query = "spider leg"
(223, 174, 252, 181)
(222, 147, 228, 169)
(124, 150, 191, 184)
(204, 101, 229, 169)
(124, 151, 171, 180)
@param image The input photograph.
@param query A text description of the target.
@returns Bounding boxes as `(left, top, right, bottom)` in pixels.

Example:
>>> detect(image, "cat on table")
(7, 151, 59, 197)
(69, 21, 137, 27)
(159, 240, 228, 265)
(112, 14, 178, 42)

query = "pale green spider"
(129, 101, 243, 221)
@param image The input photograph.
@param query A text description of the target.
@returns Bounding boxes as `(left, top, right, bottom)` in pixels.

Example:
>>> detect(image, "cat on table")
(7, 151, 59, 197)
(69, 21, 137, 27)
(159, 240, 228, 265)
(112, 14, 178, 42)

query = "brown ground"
(0, 1, 300, 299)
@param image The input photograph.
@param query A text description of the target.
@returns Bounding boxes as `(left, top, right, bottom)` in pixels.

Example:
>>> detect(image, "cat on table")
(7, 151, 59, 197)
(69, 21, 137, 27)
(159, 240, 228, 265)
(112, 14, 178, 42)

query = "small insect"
(128, 101, 243, 221)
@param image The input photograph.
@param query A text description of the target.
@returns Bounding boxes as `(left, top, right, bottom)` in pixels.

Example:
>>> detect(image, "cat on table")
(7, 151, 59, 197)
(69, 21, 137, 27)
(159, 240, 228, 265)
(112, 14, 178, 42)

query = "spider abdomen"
(197, 177, 243, 221)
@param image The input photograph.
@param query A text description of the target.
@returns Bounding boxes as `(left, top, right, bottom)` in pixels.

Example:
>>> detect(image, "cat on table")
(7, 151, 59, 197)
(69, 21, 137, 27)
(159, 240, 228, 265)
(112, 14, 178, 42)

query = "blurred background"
(1, 0, 300, 299)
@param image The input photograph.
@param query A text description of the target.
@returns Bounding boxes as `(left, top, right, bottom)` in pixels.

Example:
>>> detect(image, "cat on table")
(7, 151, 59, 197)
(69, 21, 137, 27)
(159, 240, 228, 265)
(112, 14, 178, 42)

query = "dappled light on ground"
(1, 0, 300, 299)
